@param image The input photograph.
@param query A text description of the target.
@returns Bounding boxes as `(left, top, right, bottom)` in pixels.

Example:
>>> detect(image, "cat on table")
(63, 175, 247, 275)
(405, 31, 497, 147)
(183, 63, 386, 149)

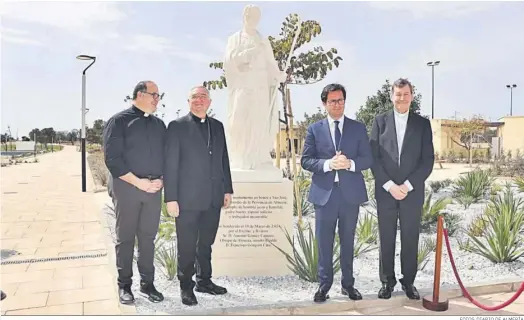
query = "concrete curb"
(167, 277, 523, 316)
(87, 156, 137, 315)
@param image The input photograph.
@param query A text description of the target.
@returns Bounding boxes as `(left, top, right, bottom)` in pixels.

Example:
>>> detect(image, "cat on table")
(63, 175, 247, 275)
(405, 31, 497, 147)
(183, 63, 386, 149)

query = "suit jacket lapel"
(386, 111, 400, 165)
(400, 113, 416, 162)
(322, 118, 335, 153)
(341, 116, 351, 150)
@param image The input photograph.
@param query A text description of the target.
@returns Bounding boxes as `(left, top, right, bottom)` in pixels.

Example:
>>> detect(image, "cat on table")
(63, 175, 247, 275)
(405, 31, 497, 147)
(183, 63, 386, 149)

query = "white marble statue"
(223, 4, 287, 172)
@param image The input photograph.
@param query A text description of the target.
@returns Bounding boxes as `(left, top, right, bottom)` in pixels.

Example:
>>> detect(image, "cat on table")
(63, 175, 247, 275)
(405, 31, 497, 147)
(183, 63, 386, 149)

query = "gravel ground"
(101, 185, 524, 315)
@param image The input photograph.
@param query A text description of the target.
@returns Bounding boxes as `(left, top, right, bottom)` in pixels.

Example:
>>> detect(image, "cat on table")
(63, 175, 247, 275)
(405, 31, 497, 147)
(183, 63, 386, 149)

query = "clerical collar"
(191, 112, 207, 123)
(393, 107, 409, 118)
(132, 105, 150, 118)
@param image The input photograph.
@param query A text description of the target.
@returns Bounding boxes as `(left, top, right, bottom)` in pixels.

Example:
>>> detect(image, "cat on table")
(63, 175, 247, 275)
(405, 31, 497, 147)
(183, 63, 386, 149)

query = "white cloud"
(123, 34, 216, 64)
(367, 1, 501, 19)
(0, 2, 126, 29)
(124, 34, 177, 54)
(1, 2, 125, 51)
(0, 27, 44, 46)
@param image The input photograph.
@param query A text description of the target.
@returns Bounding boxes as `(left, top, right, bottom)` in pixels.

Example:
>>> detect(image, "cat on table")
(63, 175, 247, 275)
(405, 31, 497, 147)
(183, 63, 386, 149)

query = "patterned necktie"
(334, 120, 341, 151)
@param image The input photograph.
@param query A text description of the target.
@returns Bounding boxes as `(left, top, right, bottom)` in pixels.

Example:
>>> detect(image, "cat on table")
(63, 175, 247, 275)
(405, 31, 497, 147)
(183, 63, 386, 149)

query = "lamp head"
(76, 55, 95, 61)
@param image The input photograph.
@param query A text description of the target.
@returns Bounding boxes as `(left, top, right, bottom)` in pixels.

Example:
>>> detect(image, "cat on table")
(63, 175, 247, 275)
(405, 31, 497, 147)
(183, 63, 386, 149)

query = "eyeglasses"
(190, 94, 209, 100)
(142, 91, 164, 100)
(327, 99, 345, 106)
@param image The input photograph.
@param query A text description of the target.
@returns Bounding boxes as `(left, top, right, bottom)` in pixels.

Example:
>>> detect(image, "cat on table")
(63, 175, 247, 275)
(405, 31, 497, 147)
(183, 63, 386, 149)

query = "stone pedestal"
(212, 171, 294, 277)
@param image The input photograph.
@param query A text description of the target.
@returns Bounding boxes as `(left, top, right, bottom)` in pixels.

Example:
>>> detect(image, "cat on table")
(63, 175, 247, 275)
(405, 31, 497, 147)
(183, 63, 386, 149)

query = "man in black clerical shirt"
(103, 80, 166, 305)
(164, 85, 233, 306)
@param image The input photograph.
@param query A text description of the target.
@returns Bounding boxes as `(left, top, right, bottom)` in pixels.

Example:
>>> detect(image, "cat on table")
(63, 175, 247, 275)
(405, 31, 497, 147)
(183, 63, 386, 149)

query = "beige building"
(274, 123, 303, 156)
(495, 116, 524, 157)
(431, 116, 524, 160)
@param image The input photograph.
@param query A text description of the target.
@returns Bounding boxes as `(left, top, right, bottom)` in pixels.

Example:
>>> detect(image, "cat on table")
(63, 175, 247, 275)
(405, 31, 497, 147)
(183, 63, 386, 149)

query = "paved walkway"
(325, 291, 524, 315)
(0, 146, 127, 315)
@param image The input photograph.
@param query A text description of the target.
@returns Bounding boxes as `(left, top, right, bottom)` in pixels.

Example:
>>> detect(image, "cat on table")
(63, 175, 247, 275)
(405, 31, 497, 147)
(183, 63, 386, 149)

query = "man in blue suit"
(301, 83, 373, 303)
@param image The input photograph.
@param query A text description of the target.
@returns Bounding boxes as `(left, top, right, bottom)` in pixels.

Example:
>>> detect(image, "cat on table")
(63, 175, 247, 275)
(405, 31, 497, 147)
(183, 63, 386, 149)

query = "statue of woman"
(223, 4, 287, 172)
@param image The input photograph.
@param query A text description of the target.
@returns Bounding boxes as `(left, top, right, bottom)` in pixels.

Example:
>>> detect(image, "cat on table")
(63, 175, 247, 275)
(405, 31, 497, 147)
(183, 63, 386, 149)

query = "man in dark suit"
(301, 83, 374, 303)
(163, 85, 233, 306)
(369, 78, 434, 300)
(104, 80, 166, 305)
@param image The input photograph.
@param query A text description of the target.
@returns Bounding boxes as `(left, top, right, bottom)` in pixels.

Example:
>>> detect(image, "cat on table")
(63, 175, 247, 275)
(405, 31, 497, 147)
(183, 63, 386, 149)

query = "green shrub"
(154, 240, 178, 280)
(356, 213, 378, 245)
(418, 237, 436, 270)
(270, 222, 341, 283)
(453, 169, 494, 202)
(455, 195, 475, 209)
(429, 179, 453, 193)
(466, 186, 524, 263)
(421, 190, 452, 230)
(364, 181, 377, 211)
(443, 212, 462, 236)
(514, 176, 524, 193)
(352, 213, 379, 258)
(467, 214, 488, 237)
(293, 171, 314, 217)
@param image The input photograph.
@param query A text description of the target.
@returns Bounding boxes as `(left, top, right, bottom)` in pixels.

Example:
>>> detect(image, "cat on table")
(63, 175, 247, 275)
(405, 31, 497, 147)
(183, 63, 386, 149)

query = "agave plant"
(466, 186, 524, 263)
(442, 212, 462, 236)
(467, 214, 488, 237)
(351, 213, 379, 258)
(364, 182, 377, 211)
(455, 194, 475, 209)
(429, 179, 453, 193)
(269, 222, 340, 282)
(356, 213, 378, 245)
(418, 237, 436, 271)
(514, 176, 524, 193)
(293, 171, 314, 217)
(421, 189, 452, 230)
(154, 240, 178, 280)
(453, 169, 494, 202)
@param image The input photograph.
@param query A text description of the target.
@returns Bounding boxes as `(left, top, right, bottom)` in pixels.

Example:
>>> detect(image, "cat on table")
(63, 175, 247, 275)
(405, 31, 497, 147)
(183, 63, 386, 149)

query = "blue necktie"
(334, 120, 341, 151)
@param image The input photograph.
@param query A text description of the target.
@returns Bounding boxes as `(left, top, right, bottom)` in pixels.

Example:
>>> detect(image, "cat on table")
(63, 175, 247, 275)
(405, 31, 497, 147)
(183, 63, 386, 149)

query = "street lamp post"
(506, 84, 517, 116)
(427, 61, 440, 119)
(76, 54, 96, 192)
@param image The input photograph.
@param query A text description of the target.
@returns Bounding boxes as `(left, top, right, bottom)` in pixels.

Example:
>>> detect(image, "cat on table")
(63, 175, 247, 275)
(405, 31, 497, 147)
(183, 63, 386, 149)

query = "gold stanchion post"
(423, 215, 449, 311)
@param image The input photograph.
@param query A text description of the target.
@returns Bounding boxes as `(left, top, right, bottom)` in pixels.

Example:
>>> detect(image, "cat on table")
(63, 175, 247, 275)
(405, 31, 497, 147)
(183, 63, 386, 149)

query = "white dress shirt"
(383, 109, 414, 192)
(322, 115, 356, 182)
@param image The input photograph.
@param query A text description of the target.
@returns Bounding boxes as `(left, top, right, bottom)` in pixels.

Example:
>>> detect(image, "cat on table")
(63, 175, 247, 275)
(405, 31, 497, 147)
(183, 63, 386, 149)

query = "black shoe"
(195, 282, 227, 295)
(401, 283, 420, 300)
(119, 285, 135, 304)
(341, 286, 362, 300)
(378, 283, 394, 299)
(313, 287, 329, 303)
(1, 290, 6, 301)
(181, 288, 198, 306)
(140, 281, 164, 303)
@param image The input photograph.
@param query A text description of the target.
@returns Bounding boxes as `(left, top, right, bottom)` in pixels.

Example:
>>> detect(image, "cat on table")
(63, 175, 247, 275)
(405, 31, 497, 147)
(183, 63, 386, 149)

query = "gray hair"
(188, 85, 211, 99)
(391, 78, 413, 95)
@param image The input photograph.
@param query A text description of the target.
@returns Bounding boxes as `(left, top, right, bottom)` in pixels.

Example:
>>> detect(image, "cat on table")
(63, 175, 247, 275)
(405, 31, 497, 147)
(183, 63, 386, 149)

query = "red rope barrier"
(442, 228, 524, 311)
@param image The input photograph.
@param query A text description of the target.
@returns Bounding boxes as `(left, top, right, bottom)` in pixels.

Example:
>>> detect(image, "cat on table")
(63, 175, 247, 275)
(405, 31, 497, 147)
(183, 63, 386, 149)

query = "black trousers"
(112, 177, 162, 287)
(175, 206, 221, 289)
(377, 197, 422, 286)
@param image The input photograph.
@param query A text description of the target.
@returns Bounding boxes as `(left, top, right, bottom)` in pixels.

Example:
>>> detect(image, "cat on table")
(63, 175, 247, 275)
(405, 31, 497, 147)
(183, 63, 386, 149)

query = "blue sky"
(1, 1, 523, 138)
